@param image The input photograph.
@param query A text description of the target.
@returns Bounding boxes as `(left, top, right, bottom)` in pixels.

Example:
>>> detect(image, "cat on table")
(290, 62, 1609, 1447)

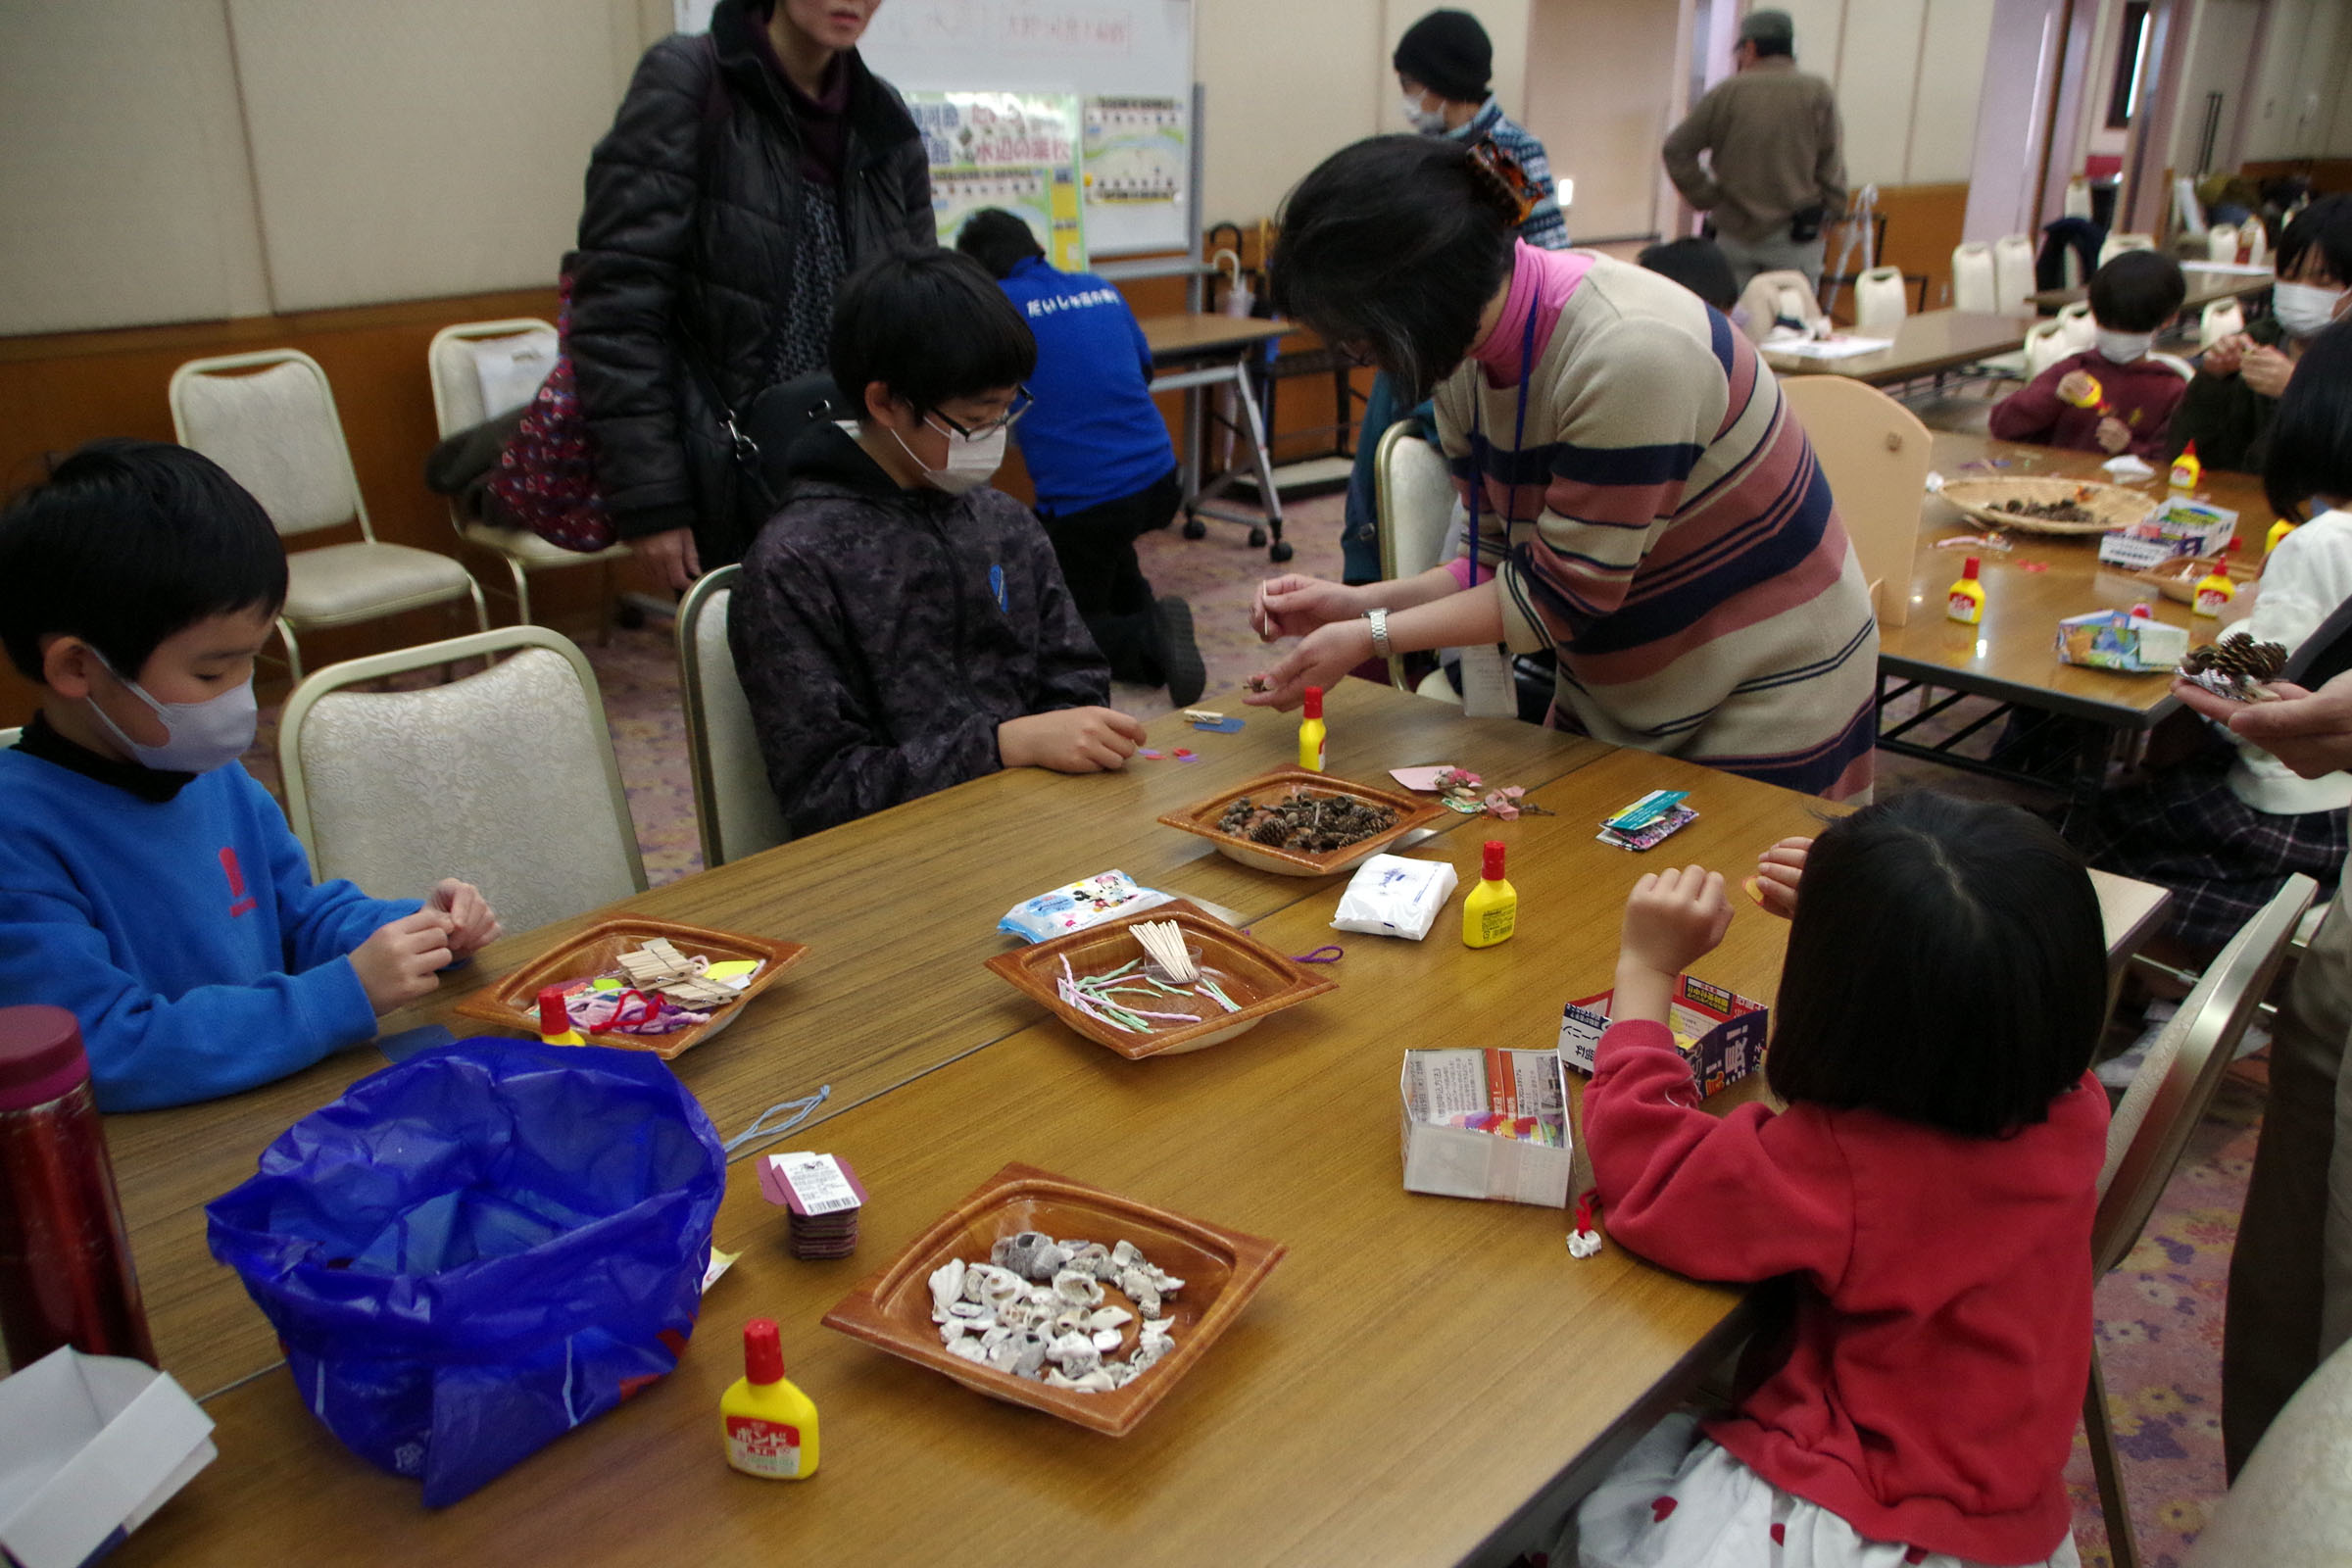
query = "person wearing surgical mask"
(1339, 11, 1574, 591)
(1991, 250, 2190, 459)
(2169, 194, 2352, 474)
(729, 251, 1143, 838)
(0, 441, 502, 1112)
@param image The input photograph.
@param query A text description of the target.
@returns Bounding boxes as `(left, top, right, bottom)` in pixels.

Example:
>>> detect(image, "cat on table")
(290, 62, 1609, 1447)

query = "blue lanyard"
(1467, 303, 1540, 587)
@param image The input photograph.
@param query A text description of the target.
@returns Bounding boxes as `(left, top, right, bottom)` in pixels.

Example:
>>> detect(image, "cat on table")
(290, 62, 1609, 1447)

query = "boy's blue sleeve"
(1130, 311, 1156, 384)
(0, 884, 378, 1112)
(243, 772, 422, 969)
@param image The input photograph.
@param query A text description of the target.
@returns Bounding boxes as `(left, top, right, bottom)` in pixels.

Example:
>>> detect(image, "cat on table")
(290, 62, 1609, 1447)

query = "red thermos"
(0, 1004, 155, 1365)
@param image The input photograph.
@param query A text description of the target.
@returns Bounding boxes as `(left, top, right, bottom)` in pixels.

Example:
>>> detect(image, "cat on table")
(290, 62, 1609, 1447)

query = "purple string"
(1290, 946, 1345, 963)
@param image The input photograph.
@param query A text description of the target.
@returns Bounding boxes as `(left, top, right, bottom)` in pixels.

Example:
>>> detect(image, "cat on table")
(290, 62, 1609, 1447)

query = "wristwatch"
(1366, 608, 1392, 661)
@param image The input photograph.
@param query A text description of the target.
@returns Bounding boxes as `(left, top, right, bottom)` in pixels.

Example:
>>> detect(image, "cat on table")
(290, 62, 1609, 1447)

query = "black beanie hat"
(1393, 10, 1492, 105)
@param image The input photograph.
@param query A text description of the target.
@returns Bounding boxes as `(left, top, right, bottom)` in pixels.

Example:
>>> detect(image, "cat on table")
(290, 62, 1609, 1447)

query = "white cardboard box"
(1398, 1048, 1575, 1207)
(0, 1348, 216, 1568)
(2096, 497, 2239, 569)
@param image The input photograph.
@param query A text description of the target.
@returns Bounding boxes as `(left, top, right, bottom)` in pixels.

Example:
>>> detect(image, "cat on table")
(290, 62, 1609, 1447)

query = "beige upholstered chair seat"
(284, 540, 481, 627)
(459, 519, 630, 567)
(678, 566, 789, 868)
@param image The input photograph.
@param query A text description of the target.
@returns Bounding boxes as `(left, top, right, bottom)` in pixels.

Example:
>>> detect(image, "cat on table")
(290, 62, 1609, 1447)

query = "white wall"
(1524, 0, 1688, 241)
(2241, 0, 2352, 159)
(2169, 0, 2263, 173)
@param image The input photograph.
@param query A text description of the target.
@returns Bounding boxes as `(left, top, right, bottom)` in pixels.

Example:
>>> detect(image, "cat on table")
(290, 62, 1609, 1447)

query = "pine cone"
(2182, 634, 2287, 680)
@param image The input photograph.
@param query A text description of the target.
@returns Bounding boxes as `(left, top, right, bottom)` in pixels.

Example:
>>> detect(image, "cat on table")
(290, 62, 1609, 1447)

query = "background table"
(1138, 313, 1299, 561)
(1873, 431, 2278, 790)
(2026, 264, 2275, 315)
(1761, 311, 2027, 387)
(109, 681, 1606, 1399)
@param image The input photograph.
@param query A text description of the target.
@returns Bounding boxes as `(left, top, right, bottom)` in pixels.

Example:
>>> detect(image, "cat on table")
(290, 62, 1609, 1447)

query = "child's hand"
(999, 708, 1147, 772)
(2242, 345, 2295, 400)
(1250, 575, 1363, 643)
(1620, 864, 1733, 979)
(2095, 416, 2132, 454)
(430, 879, 502, 958)
(2201, 334, 2250, 377)
(352, 909, 456, 1014)
(1752, 836, 1812, 918)
(2056, 369, 2098, 407)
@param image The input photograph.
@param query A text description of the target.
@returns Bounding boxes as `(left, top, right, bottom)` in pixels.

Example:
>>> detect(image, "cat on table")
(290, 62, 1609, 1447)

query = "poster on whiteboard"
(907, 92, 1088, 272)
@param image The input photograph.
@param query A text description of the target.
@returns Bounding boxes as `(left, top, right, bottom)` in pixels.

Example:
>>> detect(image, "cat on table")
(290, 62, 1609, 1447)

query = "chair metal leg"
(464, 578, 490, 635)
(506, 558, 534, 628)
(277, 618, 306, 685)
(2084, 1348, 2141, 1568)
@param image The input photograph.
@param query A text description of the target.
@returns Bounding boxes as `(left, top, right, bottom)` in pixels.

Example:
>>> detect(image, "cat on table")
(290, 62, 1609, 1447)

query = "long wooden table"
(2026, 263, 2275, 314)
(1761, 310, 2027, 387)
(1874, 431, 2281, 788)
(119, 743, 1838, 1568)
(110, 680, 1609, 1400)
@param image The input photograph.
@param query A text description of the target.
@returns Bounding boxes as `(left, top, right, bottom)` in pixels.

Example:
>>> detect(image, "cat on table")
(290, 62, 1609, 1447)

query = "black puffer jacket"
(728, 423, 1111, 837)
(570, 0, 932, 564)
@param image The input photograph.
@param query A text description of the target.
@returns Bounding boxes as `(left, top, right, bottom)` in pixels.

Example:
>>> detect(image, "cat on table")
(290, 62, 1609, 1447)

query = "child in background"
(0, 441, 501, 1111)
(2067, 318, 2352, 953)
(1565, 792, 2107, 1568)
(1990, 249, 2188, 459)
(1636, 235, 1740, 314)
(955, 209, 1203, 707)
(729, 250, 1144, 838)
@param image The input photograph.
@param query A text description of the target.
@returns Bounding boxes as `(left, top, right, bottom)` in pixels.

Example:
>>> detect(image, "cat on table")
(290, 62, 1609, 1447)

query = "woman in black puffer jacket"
(570, 0, 933, 589)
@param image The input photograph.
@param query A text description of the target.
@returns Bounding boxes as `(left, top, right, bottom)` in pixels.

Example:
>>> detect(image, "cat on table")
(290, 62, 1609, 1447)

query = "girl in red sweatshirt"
(1567, 792, 2109, 1568)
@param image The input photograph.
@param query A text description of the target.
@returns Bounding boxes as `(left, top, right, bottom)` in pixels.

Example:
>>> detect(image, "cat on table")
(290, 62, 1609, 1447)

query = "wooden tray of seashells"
(1937, 476, 2154, 535)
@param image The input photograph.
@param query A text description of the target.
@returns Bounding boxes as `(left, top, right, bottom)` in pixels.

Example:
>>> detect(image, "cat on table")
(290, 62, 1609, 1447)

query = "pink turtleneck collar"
(1469, 240, 1596, 388)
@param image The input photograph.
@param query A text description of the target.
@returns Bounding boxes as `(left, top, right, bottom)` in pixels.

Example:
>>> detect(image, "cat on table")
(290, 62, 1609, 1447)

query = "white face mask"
(2093, 328, 2154, 365)
(87, 651, 258, 774)
(1400, 93, 1448, 134)
(893, 417, 1007, 496)
(2273, 280, 2348, 340)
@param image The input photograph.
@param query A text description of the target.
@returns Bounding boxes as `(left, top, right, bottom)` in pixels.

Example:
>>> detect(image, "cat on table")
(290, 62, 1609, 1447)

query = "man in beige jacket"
(1661, 9, 1847, 290)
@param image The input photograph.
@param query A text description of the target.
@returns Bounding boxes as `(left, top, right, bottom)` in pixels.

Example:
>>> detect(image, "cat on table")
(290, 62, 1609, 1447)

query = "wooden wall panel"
(1875, 181, 1974, 310)
(2239, 157, 2352, 193)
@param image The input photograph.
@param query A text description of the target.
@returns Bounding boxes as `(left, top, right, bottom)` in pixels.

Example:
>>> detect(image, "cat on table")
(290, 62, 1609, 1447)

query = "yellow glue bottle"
(1946, 556, 1986, 626)
(1461, 840, 1518, 949)
(2194, 546, 2237, 618)
(1298, 684, 1327, 772)
(2171, 441, 2202, 493)
(536, 987, 585, 1046)
(720, 1318, 819, 1480)
(2267, 515, 2298, 559)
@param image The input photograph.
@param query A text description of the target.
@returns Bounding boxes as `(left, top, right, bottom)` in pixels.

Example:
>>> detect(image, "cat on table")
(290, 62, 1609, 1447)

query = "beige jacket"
(1662, 58, 1847, 244)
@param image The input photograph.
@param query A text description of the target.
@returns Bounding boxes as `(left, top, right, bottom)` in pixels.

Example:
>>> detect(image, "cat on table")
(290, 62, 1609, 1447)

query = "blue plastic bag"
(207, 1040, 725, 1505)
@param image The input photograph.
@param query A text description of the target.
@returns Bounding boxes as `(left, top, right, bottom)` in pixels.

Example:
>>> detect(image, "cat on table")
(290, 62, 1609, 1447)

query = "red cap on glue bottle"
(744, 1317, 784, 1385)
(1960, 556, 1981, 581)
(1482, 840, 1507, 881)
(1302, 685, 1324, 719)
(537, 986, 571, 1039)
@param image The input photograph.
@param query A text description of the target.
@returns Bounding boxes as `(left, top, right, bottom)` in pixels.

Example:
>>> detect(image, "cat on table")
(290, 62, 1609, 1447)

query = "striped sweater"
(1436, 244, 1877, 801)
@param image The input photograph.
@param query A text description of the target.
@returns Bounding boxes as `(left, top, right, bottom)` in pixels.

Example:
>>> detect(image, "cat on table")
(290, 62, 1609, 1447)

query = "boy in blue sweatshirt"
(956, 211, 1204, 706)
(0, 441, 502, 1111)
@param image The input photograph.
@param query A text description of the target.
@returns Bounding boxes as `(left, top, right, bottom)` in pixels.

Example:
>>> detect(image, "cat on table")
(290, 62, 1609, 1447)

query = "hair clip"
(1464, 136, 1540, 226)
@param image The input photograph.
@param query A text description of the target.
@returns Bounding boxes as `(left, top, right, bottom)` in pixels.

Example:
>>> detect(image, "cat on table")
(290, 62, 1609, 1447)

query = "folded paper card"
(1556, 976, 1769, 1099)
(0, 1348, 216, 1568)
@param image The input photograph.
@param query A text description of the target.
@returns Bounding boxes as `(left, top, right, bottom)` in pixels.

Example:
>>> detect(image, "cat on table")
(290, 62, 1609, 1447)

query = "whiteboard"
(676, 0, 1196, 258)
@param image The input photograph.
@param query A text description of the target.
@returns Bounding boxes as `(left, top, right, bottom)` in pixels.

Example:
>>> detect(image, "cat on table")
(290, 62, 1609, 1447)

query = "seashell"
(1051, 1308, 1089, 1338)
(969, 1265, 1025, 1308)
(1091, 1328, 1123, 1352)
(1111, 1240, 1144, 1267)
(1069, 1369, 1117, 1394)
(1062, 1241, 1105, 1265)
(946, 1298, 989, 1320)
(1149, 1268, 1185, 1296)
(1043, 1367, 1080, 1388)
(995, 1298, 1047, 1332)
(1053, 1268, 1105, 1306)
(1086, 1306, 1132, 1333)
(929, 1258, 966, 1320)
(1128, 1334, 1172, 1373)
(948, 1338, 991, 1363)
(1048, 1334, 1100, 1377)
(1010, 1331, 1050, 1380)
(939, 1319, 972, 1346)
(984, 1336, 1022, 1371)
(1027, 1243, 1072, 1281)
(1090, 1252, 1121, 1282)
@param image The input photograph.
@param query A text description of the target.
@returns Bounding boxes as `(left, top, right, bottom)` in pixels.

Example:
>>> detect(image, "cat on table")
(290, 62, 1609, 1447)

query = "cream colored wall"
(2169, 0, 2262, 172)
(1523, 0, 1688, 241)
(2241, 0, 2352, 159)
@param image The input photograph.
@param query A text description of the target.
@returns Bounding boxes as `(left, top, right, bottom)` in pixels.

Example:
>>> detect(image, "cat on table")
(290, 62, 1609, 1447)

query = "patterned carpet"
(239, 488, 2250, 1564)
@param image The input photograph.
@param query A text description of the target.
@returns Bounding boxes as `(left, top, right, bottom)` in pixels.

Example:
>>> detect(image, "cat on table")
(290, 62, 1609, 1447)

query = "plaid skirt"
(2066, 749, 2348, 949)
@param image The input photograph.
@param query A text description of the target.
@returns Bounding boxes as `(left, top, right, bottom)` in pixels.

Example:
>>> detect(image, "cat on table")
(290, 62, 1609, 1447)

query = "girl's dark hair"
(1270, 135, 1519, 402)
(2278, 193, 2352, 287)
(954, 209, 1046, 281)
(0, 439, 287, 681)
(2266, 316, 2352, 519)
(1766, 791, 2106, 1138)
(829, 250, 1037, 416)
(2086, 249, 2186, 332)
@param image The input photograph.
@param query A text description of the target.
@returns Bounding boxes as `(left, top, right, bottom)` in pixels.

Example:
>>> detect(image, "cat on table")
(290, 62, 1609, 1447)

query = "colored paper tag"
(1389, 765, 1457, 792)
(703, 959, 759, 983)
(1597, 805, 1700, 852)
(590, 977, 622, 992)
(762, 1152, 867, 1216)
(1191, 716, 1245, 733)
(1138, 748, 1164, 760)
(702, 1245, 741, 1293)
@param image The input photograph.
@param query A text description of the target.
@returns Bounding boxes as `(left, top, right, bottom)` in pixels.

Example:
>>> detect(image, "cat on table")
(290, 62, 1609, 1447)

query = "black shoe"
(1154, 596, 1206, 708)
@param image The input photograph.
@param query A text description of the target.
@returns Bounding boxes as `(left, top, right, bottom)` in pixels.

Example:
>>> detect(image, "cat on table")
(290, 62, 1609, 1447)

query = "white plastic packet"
(999, 870, 1173, 943)
(1331, 855, 1459, 941)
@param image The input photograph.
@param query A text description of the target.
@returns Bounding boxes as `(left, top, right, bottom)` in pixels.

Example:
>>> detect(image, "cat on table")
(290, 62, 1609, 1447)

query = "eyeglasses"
(928, 386, 1033, 439)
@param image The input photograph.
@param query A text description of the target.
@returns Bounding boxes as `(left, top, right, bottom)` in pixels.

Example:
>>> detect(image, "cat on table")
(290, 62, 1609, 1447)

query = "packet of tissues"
(1000, 869, 1174, 943)
(1331, 855, 1460, 941)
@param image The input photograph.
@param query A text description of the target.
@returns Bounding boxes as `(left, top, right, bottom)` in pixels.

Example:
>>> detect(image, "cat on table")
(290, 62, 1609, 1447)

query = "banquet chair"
(2206, 223, 2241, 264)
(278, 624, 646, 935)
(2023, 320, 2072, 379)
(2180, 1332, 2352, 1567)
(426, 320, 631, 635)
(1949, 242, 1996, 314)
(2245, 221, 2269, 268)
(1993, 234, 2036, 313)
(2056, 301, 2097, 352)
(171, 350, 486, 683)
(2099, 231, 2156, 268)
(1778, 378, 1927, 629)
(1375, 424, 1462, 705)
(678, 565, 790, 869)
(2084, 874, 2316, 1568)
(2201, 299, 2245, 350)
(1852, 267, 1907, 335)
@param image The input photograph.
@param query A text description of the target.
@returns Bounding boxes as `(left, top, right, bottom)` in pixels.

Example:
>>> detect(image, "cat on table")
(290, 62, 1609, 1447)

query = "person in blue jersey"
(0, 442, 502, 1111)
(956, 209, 1205, 707)
(1342, 9, 1574, 587)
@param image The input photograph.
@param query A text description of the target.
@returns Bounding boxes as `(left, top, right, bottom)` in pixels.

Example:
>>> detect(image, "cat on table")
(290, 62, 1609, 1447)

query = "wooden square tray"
(821, 1162, 1285, 1438)
(986, 899, 1334, 1058)
(450, 915, 808, 1060)
(1156, 766, 1446, 876)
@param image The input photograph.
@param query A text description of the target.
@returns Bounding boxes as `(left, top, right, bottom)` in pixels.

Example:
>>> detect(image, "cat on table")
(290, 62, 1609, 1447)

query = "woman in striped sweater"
(1246, 136, 1878, 801)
